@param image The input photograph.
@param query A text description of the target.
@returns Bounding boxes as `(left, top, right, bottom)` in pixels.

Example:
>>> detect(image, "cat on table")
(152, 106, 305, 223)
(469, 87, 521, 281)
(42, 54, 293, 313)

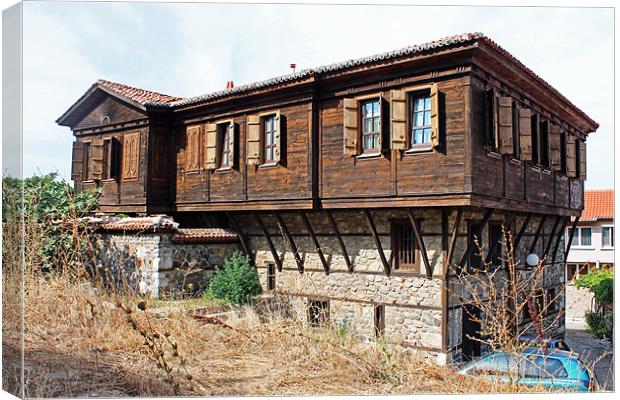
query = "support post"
(326, 210, 353, 272)
(446, 208, 463, 273)
(254, 214, 282, 272)
(275, 213, 304, 273)
(299, 211, 329, 274)
(363, 209, 391, 276)
(225, 212, 253, 263)
(407, 208, 432, 278)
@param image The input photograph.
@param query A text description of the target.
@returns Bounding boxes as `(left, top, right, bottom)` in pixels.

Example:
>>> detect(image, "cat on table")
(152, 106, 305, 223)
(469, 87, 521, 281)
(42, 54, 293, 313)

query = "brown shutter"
(498, 96, 513, 154)
(71, 141, 84, 181)
(377, 96, 384, 151)
(549, 123, 561, 171)
(274, 111, 282, 163)
(519, 107, 532, 160)
(343, 98, 358, 155)
(228, 122, 236, 168)
(430, 83, 440, 148)
(390, 89, 407, 150)
(567, 135, 576, 177)
(90, 139, 104, 180)
(580, 140, 587, 180)
(247, 115, 261, 165)
(205, 123, 218, 170)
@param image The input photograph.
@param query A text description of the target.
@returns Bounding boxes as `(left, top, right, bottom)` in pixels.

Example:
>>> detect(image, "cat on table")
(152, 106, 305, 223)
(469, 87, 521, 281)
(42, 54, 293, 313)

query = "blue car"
(519, 336, 572, 352)
(458, 347, 598, 392)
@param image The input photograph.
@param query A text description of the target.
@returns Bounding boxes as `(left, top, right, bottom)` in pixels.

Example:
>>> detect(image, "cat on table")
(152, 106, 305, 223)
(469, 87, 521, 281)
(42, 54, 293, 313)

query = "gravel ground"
(565, 326, 614, 391)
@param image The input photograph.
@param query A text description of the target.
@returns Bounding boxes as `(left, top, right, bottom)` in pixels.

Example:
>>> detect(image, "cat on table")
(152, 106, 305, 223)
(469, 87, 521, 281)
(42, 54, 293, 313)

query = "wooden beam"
(254, 214, 282, 272)
(440, 209, 449, 351)
(446, 208, 463, 273)
(543, 215, 562, 260)
(363, 209, 391, 276)
(528, 215, 548, 254)
(564, 216, 580, 261)
(513, 213, 532, 250)
(326, 210, 353, 272)
(275, 213, 304, 273)
(225, 212, 253, 263)
(407, 208, 432, 278)
(458, 208, 494, 269)
(299, 211, 329, 274)
(551, 218, 568, 265)
(485, 211, 516, 264)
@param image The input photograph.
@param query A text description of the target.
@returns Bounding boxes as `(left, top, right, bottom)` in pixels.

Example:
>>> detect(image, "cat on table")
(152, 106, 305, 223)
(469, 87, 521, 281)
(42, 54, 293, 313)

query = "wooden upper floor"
(57, 33, 598, 216)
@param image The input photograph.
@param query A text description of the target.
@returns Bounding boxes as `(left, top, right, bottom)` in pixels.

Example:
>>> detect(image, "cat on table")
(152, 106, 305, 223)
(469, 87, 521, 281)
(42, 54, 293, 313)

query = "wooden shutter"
(90, 139, 104, 180)
(185, 125, 202, 171)
(343, 98, 358, 155)
(549, 123, 561, 171)
(390, 89, 407, 150)
(567, 135, 576, 177)
(498, 96, 513, 154)
(228, 122, 236, 168)
(274, 111, 283, 163)
(519, 107, 532, 160)
(205, 123, 218, 170)
(247, 115, 261, 165)
(579, 140, 587, 180)
(430, 83, 440, 148)
(71, 141, 84, 181)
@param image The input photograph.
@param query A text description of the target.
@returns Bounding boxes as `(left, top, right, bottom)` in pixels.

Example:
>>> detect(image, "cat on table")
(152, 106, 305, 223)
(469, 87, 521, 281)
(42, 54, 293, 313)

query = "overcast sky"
(16, 2, 613, 189)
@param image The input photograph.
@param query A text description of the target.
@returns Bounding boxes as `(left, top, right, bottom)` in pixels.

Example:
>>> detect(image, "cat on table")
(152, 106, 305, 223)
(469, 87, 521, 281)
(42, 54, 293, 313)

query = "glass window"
(263, 115, 277, 163)
(219, 124, 231, 168)
(392, 220, 416, 272)
(411, 93, 432, 145)
(362, 99, 381, 152)
(602, 227, 614, 248)
(580, 227, 592, 246)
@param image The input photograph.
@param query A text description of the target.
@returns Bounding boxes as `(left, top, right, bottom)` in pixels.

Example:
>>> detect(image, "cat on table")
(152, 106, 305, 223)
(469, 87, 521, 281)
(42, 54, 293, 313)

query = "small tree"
(207, 252, 262, 305)
(575, 267, 613, 338)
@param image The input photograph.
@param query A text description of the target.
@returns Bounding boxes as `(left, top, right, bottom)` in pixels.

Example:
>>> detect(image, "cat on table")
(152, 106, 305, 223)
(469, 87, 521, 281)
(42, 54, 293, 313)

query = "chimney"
(290, 63, 296, 74)
(226, 81, 234, 89)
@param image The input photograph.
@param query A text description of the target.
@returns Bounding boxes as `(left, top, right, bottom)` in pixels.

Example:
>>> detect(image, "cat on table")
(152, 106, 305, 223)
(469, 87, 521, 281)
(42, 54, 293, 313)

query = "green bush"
(576, 267, 613, 338)
(585, 312, 613, 338)
(207, 252, 262, 304)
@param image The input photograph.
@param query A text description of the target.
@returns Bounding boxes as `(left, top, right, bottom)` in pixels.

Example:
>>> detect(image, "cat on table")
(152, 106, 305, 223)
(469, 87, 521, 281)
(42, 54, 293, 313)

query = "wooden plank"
(407, 208, 432, 278)
(275, 213, 304, 273)
(485, 211, 516, 264)
(551, 218, 568, 265)
(254, 214, 282, 272)
(528, 215, 548, 254)
(325, 210, 353, 272)
(458, 208, 494, 269)
(543, 215, 561, 260)
(299, 211, 329, 274)
(564, 216, 580, 261)
(363, 209, 391, 276)
(446, 208, 463, 271)
(225, 212, 253, 263)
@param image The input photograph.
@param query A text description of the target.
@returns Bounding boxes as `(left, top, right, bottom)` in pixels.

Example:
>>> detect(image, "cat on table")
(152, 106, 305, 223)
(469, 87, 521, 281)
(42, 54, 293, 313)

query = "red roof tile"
(97, 79, 184, 106)
(581, 190, 614, 222)
(171, 228, 239, 244)
(91, 215, 179, 232)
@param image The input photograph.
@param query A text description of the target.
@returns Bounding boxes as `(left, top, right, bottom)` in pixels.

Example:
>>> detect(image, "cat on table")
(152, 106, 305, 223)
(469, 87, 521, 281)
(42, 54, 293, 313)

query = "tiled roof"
(171, 228, 239, 244)
(581, 190, 614, 222)
(97, 79, 185, 107)
(90, 215, 179, 232)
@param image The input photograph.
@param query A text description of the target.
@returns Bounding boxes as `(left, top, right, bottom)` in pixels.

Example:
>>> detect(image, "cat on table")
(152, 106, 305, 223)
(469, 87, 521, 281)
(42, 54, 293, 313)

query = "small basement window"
(391, 220, 417, 273)
(308, 299, 329, 327)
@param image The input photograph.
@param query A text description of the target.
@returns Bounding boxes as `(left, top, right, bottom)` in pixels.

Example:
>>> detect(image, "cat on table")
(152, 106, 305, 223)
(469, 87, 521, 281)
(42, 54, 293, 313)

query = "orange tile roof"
(171, 228, 239, 244)
(97, 79, 184, 106)
(581, 190, 614, 222)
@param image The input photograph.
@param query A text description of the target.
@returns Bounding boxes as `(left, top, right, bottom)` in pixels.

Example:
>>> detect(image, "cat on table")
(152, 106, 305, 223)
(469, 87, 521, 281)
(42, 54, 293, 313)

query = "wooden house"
(57, 33, 598, 363)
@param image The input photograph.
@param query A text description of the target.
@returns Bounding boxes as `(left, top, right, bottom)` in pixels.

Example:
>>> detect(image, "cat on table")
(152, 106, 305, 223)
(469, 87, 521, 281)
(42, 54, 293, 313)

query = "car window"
(520, 355, 568, 378)
(555, 341, 570, 351)
(472, 353, 517, 375)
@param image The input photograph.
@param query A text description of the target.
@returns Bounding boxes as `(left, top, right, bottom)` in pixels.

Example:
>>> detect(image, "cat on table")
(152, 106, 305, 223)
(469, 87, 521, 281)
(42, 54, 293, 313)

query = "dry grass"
(1, 267, 536, 397)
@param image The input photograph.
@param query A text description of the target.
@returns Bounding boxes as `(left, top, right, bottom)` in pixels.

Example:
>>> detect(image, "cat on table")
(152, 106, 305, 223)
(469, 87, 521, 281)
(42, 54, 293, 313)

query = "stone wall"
(92, 232, 240, 297)
(565, 283, 595, 327)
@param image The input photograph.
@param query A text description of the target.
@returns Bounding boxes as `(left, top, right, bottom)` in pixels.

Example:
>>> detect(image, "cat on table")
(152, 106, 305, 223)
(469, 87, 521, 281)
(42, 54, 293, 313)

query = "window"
(468, 221, 484, 270)
(218, 123, 232, 169)
(102, 137, 121, 180)
(569, 227, 592, 247)
(539, 119, 549, 168)
(82, 142, 91, 180)
(578, 263, 589, 276)
(391, 220, 417, 272)
(361, 99, 381, 152)
(531, 114, 539, 164)
(511, 100, 520, 158)
(602, 227, 614, 248)
(374, 305, 385, 337)
(521, 356, 568, 379)
(410, 92, 432, 146)
(566, 264, 577, 281)
(484, 89, 498, 151)
(308, 299, 329, 327)
(267, 263, 276, 291)
(560, 131, 567, 174)
(488, 222, 503, 265)
(263, 114, 278, 163)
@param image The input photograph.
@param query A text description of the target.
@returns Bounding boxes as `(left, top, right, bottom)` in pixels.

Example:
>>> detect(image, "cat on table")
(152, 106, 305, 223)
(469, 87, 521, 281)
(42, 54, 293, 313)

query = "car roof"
(521, 347, 579, 359)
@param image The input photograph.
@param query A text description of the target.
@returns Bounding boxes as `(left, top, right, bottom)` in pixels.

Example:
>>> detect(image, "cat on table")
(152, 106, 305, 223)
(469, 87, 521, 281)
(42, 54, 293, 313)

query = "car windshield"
(520, 354, 568, 379)
(470, 353, 518, 375)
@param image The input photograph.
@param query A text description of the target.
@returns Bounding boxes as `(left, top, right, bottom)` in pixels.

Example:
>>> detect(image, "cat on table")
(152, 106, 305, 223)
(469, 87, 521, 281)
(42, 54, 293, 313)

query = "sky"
(12, 1, 614, 189)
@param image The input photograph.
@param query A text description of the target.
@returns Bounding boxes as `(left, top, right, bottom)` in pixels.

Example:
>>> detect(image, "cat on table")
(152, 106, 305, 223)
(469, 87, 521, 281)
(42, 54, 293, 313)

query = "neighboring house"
(56, 33, 598, 364)
(565, 190, 614, 326)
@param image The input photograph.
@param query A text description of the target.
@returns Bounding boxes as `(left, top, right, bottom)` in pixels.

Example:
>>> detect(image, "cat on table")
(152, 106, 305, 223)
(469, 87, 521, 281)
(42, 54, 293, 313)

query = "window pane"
(571, 229, 579, 246)
(364, 118, 372, 133)
(373, 117, 380, 132)
(581, 228, 592, 246)
(602, 227, 613, 247)
(415, 111, 424, 127)
(413, 129, 423, 144)
(423, 128, 432, 144)
(265, 131, 271, 145)
(424, 97, 431, 110)
(424, 110, 431, 126)
(373, 100, 380, 114)
(364, 102, 372, 117)
(363, 134, 372, 150)
(415, 97, 424, 111)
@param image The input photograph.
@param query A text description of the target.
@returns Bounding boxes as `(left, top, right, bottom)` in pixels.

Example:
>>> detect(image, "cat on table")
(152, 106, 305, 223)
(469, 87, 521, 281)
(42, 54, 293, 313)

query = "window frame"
(539, 118, 550, 169)
(374, 305, 385, 338)
(216, 120, 234, 170)
(261, 113, 278, 165)
(568, 226, 594, 248)
(602, 226, 614, 249)
(359, 97, 382, 154)
(531, 113, 540, 164)
(559, 131, 567, 174)
(81, 141, 91, 181)
(483, 87, 499, 153)
(307, 299, 329, 327)
(391, 219, 418, 273)
(409, 89, 433, 149)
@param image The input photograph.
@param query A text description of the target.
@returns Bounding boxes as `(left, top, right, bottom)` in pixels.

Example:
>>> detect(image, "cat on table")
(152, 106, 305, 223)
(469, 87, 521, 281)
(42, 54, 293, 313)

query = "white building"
(565, 189, 614, 326)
